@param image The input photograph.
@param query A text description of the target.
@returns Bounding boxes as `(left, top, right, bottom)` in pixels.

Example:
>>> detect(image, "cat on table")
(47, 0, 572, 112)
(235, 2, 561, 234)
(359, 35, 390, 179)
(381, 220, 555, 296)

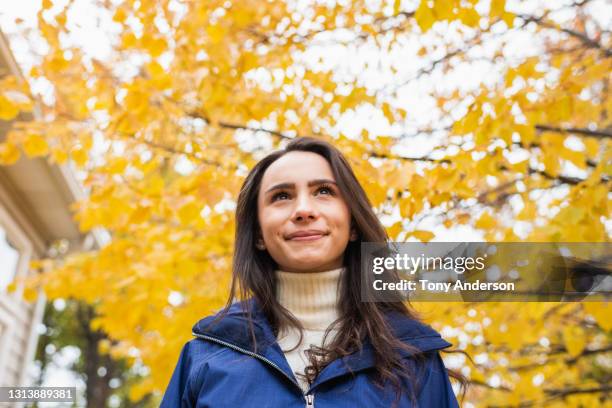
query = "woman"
(161, 137, 461, 407)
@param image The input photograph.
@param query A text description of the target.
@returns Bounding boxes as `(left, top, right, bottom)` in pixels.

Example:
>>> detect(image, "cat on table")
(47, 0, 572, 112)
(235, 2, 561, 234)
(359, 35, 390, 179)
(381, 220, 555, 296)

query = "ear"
(349, 221, 358, 241)
(255, 238, 266, 250)
(255, 227, 266, 250)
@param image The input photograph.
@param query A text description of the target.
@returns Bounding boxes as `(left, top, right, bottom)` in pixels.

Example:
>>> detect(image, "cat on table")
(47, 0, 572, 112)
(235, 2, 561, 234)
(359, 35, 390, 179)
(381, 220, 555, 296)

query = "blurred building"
(0, 29, 100, 394)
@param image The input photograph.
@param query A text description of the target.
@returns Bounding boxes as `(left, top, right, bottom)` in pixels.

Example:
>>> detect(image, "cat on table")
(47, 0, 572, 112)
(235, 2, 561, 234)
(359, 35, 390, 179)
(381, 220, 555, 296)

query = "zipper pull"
(305, 394, 314, 408)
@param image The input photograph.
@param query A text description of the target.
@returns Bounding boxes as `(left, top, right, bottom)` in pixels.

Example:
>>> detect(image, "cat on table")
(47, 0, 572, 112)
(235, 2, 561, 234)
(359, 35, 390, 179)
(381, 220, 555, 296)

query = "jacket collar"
(192, 298, 451, 391)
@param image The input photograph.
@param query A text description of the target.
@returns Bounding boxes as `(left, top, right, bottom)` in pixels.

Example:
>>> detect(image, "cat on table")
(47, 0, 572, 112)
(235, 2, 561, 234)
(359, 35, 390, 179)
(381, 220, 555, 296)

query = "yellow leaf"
(6, 281, 18, 293)
(393, 0, 401, 15)
(0, 94, 20, 120)
(382, 102, 394, 124)
(475, 211, 496, 230)
(206, 24, 226, 44)
(129, 205, 151, 224)
(142, 34, 166, 57)
(29, 66, 42, 78)
(558, 147, 586, 169)
(146, 61, 165, 79)
(562, 325, 586, 357)
(107, 157, 128, 174)
(113, 7, 127, 23)
(458, 7, 480, 28)
(240, 51, 259, 72)
(455, 107, 480, 135)
(456, 212, 471, 224)
(0, 141, 21, 165)
(98, 339, 111, 354)
(389, 162, 415, 190)
(177, 200, 202, 225)
(233, 8, 252, 27)
(430, 191, 451, 206)
(432, 1, 454, 21)
(50, 147, 68, 164)
(510, 159, 528, 173)
(517, 199, 536, 220)
(23, 134, 49, 157)
(490, 0, 506, 17)
(501, 11, 515, 27)
(124, 87, 148, 113)
(145, 175, 165, 195)
(121, 32, 137, 48)
(564, 206, 585, 224)
(435, 168, 460, 192)
(583, 302, 611, 331)
(386, 221, 404, 240)
(584, 138, 599, 157)
(406, 230, 435, 242)
(23, 285, 39, 302)
(47, 54, 70, 72)
(415, 0, 436, 32)
(71, 146, 88, 167)
(541, 151, 559, 176)
(517, 123, 536, 146)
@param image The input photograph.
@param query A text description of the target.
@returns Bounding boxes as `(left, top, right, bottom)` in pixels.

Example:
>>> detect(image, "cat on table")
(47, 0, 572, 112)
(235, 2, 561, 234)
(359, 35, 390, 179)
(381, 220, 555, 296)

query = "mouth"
(289, 234, 325, 241)
(285, 230, 329, 241)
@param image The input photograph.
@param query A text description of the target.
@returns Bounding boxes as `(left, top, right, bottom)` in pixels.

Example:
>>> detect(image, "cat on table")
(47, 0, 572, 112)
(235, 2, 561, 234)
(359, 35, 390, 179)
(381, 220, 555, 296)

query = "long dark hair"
(219, 136, 465, 405)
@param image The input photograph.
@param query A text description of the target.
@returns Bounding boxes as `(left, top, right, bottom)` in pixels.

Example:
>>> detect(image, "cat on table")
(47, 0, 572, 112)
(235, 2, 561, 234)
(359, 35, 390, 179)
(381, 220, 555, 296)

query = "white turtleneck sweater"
(275, 266, 344, 392)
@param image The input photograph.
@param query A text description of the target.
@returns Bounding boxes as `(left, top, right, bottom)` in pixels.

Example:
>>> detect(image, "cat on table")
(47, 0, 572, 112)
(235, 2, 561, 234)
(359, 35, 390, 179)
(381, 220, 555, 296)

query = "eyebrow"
(265, 179, 337, 194)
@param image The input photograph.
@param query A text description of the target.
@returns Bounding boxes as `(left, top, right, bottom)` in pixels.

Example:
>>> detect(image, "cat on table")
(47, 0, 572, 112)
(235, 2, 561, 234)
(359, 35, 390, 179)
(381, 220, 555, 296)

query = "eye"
(316, 184, 335, 196)
(271, 191, 290, 201)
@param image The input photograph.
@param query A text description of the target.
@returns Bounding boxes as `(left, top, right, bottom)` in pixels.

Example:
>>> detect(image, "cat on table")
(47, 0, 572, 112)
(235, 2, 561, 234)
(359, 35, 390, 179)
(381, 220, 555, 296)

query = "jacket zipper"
(192, 332, 315, 407)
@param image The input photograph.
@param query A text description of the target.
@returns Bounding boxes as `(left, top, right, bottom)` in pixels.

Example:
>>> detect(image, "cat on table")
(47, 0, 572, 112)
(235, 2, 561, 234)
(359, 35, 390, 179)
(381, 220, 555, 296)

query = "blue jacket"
(161, 299, 459, 407)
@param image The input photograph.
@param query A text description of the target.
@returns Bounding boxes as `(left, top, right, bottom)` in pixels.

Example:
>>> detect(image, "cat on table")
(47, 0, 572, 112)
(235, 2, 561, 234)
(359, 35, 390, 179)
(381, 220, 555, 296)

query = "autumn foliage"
(1, 0, 610, 406)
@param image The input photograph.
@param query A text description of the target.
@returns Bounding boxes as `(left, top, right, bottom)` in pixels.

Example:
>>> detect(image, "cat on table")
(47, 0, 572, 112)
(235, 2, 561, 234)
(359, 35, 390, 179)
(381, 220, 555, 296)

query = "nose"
(291, 193, 318, 222)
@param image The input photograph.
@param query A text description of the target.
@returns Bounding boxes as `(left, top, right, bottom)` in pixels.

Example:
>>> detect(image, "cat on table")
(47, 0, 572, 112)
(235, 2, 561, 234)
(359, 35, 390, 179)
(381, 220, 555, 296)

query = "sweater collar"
(192, 297, 452, 391)
(275, 266, 344, 330)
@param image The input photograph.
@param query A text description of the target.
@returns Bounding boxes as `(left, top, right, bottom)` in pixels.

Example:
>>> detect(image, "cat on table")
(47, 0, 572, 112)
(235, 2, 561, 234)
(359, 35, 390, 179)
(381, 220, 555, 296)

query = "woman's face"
(256, 151, 354, 273)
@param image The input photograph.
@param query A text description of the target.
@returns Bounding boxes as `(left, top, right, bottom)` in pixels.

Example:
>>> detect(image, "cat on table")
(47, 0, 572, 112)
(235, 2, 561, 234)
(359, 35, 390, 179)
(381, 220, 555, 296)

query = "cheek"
(259, 208, 284, 237)
(332, 204, 351, 233)
(257, 207, 270, 236)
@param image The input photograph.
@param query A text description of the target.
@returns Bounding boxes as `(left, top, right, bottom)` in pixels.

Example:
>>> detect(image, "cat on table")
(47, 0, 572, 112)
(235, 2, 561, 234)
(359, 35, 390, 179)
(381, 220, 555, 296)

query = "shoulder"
(413, 351, 460, 407)
(160, 339, 226, 407)
(191, 299, 274, 352)
(384, 311, 459, 407)
(384, 310, 453, 354)
(178, 337, 228, 367)
(172, 301, 258, 384)
(170, 339, 227, 387)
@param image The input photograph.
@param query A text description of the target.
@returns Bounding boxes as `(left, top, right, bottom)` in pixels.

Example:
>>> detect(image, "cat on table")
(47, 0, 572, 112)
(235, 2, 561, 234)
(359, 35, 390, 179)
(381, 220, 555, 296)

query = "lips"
(285, 230, 328, 241)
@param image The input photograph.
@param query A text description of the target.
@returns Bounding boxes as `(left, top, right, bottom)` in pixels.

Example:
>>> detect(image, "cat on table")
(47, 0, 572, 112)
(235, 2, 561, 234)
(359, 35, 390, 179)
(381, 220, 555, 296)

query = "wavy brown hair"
(218, 136, 465, 406)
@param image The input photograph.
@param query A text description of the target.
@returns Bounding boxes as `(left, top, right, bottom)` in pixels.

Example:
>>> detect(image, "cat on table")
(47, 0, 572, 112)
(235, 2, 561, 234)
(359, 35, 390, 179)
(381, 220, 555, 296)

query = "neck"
(275, 266, 344, 330)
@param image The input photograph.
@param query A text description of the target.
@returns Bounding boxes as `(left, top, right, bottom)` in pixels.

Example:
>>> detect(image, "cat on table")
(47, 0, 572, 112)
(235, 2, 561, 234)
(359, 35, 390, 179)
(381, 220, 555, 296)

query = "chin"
(293, 259, 338, 271)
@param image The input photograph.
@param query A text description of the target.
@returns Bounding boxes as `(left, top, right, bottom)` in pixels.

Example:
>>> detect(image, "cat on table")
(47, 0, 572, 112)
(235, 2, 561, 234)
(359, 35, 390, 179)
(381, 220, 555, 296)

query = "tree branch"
(545, 384, 612, 398)
(510, 345, 612, 371)
(535, 124, 612, 139)
(468, 378, 512, 392)
(517, 13, 611, 57)
(566, 345, 612, 365)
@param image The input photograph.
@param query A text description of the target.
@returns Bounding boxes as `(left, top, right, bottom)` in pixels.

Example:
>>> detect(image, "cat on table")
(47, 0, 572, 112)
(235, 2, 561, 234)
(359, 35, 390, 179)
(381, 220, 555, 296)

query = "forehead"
(260, 151, 335, 188)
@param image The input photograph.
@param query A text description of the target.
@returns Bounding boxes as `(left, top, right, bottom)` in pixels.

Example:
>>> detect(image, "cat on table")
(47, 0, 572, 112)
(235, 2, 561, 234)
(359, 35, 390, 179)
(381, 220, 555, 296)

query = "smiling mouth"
(287, 234, 327, 242)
